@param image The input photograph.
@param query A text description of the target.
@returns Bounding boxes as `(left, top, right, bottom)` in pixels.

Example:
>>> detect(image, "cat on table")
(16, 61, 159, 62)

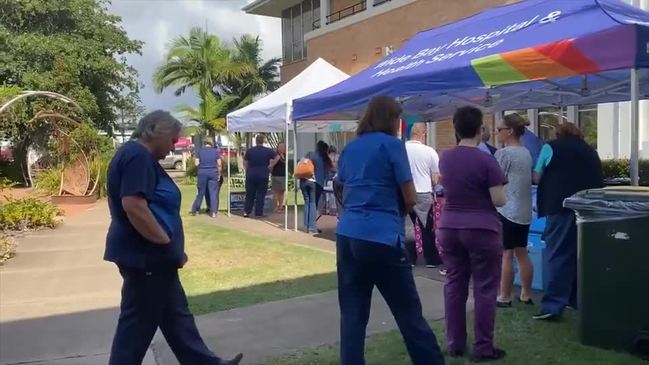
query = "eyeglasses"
(496, 127, 512, 132)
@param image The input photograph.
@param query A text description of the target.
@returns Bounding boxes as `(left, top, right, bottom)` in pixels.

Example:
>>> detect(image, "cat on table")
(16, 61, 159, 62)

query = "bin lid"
(564, 187, 649, 217)
(575, 187, 649, 202)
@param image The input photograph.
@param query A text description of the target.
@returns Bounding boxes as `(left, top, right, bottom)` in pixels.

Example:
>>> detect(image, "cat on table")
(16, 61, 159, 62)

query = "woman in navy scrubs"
(191, 139, 221, 217)
(335, 96, 445, 365)
(105, 110, 242, 365)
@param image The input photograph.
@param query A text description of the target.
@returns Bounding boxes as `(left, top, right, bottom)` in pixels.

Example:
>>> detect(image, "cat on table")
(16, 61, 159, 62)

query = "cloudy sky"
(108, 0, 281, 115)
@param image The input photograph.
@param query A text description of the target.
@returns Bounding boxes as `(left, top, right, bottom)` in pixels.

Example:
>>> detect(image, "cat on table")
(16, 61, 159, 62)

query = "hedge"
(601, 159, 649, 185)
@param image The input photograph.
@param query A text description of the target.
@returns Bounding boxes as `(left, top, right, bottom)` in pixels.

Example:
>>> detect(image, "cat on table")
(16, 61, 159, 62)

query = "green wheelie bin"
(564, 187, 649, 358)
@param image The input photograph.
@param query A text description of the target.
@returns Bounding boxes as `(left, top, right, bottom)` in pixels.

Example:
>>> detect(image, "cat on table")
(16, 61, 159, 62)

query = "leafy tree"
(176, 92, 235, 135)
(0, 0, 143, 131)
(0, 0, 141, 185)
(226, 34, 281, 109)
(153, 27, 251, 100)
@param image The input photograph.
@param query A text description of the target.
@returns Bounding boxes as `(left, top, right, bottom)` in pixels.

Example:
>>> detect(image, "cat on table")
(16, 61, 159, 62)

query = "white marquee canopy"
(226, 58, 352, 133)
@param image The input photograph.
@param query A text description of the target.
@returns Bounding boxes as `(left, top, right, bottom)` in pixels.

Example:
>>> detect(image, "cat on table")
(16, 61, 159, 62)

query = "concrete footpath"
(0, 203, 156, 365)
(153, 277, 454, 365)
(1, 202, 453, 365)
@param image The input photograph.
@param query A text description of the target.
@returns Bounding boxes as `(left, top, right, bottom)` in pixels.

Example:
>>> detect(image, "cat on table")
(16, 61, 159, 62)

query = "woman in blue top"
(190, 138, 221, 217)
(300, 140, 333, 234)
(105, 111, 242, 365)
(336, 96, 444, 365)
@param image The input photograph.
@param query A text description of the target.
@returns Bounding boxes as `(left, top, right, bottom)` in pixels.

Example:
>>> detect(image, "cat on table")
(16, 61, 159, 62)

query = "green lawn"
(179, 181, 304, 212)
(178, 186, 334, 315)
(263, 305, 645, 365)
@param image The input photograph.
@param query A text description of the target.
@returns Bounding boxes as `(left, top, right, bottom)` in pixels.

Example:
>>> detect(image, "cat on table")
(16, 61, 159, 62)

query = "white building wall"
(597, 0, 649, 159)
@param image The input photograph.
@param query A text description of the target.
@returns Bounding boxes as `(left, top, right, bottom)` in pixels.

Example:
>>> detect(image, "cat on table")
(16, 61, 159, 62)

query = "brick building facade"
(244, 0, 512, 150)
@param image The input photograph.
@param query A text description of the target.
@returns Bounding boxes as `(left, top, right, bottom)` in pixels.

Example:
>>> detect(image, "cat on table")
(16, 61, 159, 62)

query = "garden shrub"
(0, 236, 16, 264)
(182, 175, 197, 186)
(34, 167, 62, 195)
(0, 198, 61, 231)
(221, 160, 239, 178)
(185, 157, 197, 178)
(601, 159, 649, 185)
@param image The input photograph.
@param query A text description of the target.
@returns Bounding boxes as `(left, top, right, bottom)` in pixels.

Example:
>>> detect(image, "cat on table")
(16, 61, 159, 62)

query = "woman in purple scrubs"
(438, 106, 507, 362)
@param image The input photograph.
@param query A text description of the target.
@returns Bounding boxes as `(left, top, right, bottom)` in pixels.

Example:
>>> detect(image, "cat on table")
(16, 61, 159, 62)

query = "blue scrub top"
(197, 145, 220, 171)
(105, 141, 184, 270)
(244, 145, 277, 179)
(336, 132, 413, 247)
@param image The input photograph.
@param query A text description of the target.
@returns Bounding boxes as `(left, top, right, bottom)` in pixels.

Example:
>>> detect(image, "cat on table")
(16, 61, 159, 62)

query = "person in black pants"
(335, 96, 444, 365)
(243, 134, 279, 218)
(105, 111, 242, 365)
(404, 123, 443, 269)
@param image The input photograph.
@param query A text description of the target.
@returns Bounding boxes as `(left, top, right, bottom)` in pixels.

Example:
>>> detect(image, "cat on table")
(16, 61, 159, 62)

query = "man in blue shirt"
(243, 134, 278, 217)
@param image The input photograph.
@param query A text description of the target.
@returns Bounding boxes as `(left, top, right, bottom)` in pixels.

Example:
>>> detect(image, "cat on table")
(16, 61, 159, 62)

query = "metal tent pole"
(630, 68, 640, 186)
(293, 126, 298, 232)
(284, 106, 290, 231)
(227, 124, 231, 216)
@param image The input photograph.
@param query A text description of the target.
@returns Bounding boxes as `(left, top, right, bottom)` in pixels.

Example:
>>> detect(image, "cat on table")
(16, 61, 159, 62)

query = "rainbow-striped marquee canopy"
(293, 0, 649, 122)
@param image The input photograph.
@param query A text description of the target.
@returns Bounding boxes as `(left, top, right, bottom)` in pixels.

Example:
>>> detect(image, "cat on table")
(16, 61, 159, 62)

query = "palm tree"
(153, 27, 251, 99)
(176, 92, 235, 136)
(227, 34, 281, 109)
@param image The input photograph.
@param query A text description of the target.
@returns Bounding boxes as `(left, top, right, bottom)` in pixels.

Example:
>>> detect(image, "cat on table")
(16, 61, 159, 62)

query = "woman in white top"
(494, 113, 534, 307)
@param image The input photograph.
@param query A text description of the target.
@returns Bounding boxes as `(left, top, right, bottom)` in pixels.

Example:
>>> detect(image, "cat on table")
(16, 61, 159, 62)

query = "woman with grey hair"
(104, 110, 243, 365)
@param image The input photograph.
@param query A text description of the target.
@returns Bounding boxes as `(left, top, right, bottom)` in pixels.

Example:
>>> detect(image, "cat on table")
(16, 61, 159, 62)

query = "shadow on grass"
(187, 272, 337, 315)
(0, 271, 338, 365)
(263, 304, 648, 365)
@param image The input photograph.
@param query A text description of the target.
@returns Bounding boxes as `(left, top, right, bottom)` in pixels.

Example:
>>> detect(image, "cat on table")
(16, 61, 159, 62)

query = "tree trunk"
(13, 138, 31, 187)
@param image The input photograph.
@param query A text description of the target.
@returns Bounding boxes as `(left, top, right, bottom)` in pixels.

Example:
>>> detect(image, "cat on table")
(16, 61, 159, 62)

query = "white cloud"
(108, 0, 282, 116)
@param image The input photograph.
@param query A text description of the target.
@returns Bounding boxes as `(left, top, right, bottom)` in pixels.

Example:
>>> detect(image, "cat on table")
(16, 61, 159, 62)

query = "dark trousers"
(244, 176, 268, 216)
(437, 228, 502, 356)
(109, 267, 223, 365)
(205, 177, 223, 213)
(406, 211, 443, 266)
(191, 170, 218, 215)
(336, 235, 445, 365)
(541, 210, 578, 315)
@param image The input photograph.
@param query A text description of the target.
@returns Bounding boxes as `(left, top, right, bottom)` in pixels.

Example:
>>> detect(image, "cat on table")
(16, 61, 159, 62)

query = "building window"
(281, 0, 320, 63)
(302, 0, 312, 58)
(579, 104, 598, 149)
(538, 107, 567, 142)
(292, 5, 302, 62)
(313, 0, 321, 29)
(282, 9, 292, 63)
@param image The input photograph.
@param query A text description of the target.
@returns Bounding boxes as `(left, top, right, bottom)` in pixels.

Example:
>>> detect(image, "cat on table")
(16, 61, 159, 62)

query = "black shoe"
(518, 297, 534, 305)
(189, 211, 197, 216)
(243, 213, 249, 218)
(472, 348, 506, 363)
(496, 300, 512, 308)
(224, 353, 243, 365)
(533, 311, 560, 321)
(448, 349, 465, 358)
